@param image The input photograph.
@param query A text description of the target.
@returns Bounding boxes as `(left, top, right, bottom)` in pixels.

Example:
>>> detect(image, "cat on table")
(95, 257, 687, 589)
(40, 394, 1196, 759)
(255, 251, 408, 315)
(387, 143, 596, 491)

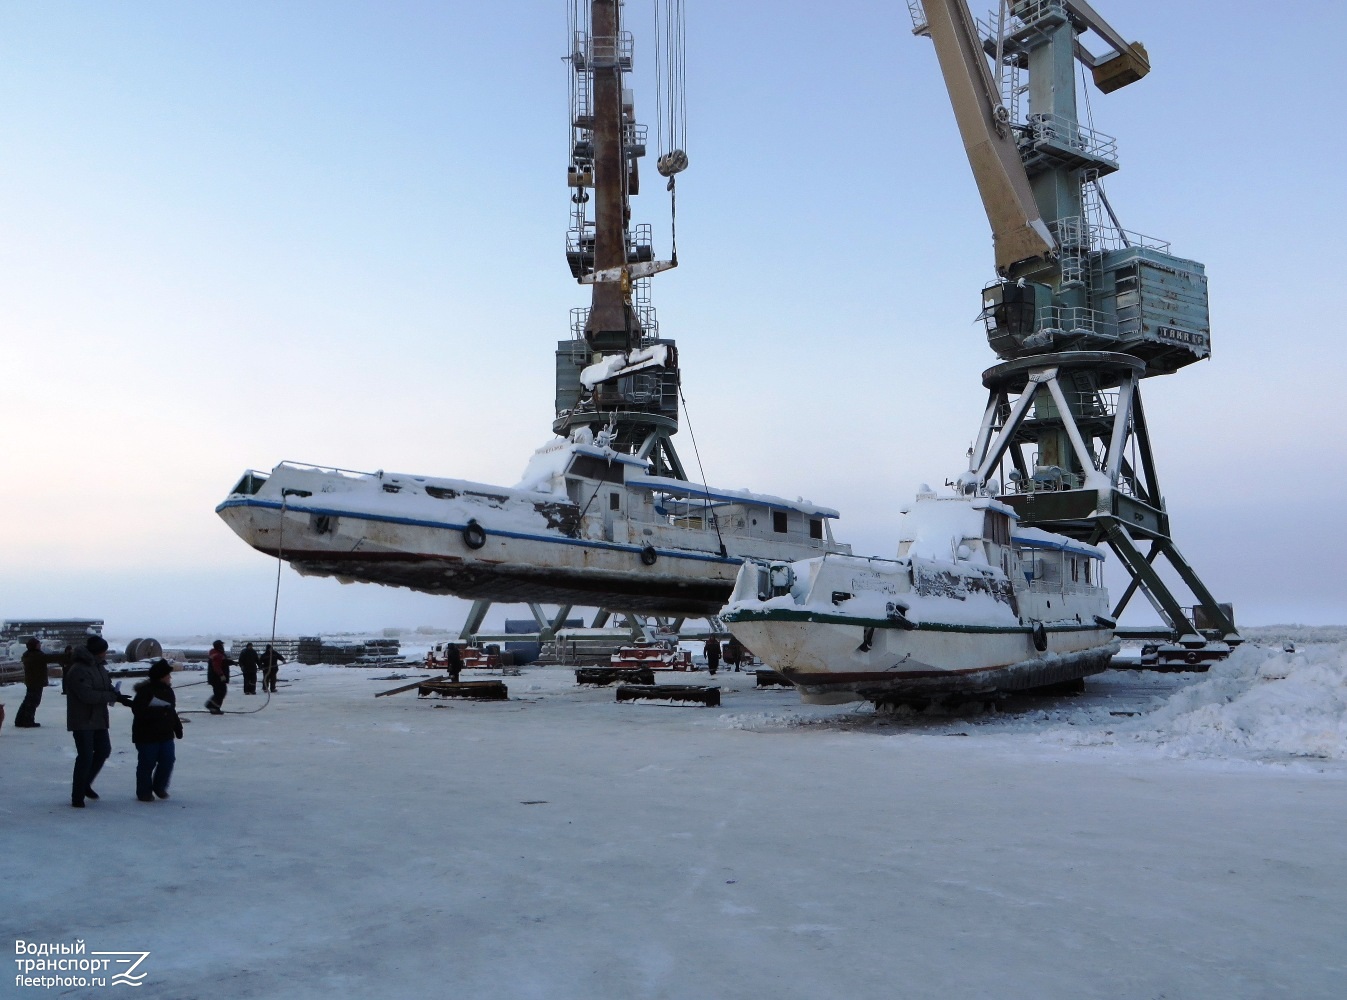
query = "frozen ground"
(3, 638, 1345, 999)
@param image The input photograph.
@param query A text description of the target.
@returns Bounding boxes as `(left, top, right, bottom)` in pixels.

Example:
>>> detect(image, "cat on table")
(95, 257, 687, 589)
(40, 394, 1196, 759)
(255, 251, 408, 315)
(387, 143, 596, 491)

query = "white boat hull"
(218, 494, 740, 614)
(720, 492, 1118, 704)
(218, 458, 845, 616)
(725, 610, 1117, 704)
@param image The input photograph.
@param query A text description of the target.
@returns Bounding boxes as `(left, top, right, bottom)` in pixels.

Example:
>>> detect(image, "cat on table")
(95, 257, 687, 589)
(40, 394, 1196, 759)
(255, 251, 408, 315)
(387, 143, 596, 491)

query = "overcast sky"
(2, 1, 1343, 637)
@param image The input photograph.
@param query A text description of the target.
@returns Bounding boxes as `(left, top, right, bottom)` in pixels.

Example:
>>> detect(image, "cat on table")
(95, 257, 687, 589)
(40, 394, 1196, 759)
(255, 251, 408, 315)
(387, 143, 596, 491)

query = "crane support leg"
(459, 600, 492, 642)
(1154, 541, 1239, 640)
(1102, 522, 1199, 641)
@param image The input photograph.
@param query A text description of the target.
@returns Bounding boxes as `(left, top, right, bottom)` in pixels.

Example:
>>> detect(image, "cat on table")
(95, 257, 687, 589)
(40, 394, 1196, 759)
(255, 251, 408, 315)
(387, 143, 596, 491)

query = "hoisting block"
(417, 680, 509, 701)
(615, 684, 720, 707)
(755, 669, 793, 688)
(575, 666, 656, 686)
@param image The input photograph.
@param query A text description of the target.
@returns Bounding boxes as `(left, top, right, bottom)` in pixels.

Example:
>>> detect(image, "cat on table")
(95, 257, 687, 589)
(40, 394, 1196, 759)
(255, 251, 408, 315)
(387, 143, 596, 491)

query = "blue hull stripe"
(723, 608, 1106, 635)
(215, 496, 739, 566)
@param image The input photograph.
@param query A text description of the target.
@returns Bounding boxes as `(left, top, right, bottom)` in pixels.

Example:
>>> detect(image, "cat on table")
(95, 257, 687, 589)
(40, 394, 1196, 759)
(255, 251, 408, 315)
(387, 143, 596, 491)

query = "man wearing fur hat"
(65, 634, 132, 807)
(131, 660, 184, 802)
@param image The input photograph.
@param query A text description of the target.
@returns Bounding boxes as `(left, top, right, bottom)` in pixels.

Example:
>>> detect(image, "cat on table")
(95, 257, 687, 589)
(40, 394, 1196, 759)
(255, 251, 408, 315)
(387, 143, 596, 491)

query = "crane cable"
(677, 384, 727, 558)
(653, 0, 687, 262)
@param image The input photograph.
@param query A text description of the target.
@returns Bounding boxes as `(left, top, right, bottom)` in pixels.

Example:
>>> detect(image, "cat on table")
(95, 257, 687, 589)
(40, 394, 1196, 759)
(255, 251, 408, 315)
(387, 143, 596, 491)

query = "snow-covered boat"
(721, 487, 1118, 704)
(217, 430, 848, 616)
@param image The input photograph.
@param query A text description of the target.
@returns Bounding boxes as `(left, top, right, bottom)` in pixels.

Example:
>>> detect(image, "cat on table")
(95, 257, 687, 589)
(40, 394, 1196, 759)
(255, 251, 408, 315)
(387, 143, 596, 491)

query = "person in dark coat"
(15, 638, 56, 727)
(65, 635, 132, 807)
(445, 643, 463, 684)
(238, 642, 260, 695)
(206, 640, 232, 714)
(723, 636, 744, 673)
(131, 660, 183, 801)
(261, 644, 286, 694)
(703, 636, 721, 676)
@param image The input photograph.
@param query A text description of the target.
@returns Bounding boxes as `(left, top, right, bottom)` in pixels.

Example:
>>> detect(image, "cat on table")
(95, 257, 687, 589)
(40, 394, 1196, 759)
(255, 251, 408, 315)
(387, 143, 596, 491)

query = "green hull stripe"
(722, 609, 1105, 635)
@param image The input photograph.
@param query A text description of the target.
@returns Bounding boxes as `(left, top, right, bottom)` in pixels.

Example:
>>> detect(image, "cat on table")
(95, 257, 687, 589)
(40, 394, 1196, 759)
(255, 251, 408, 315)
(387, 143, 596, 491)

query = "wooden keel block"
(416, 680, 509, 701)
(575, 666, 656, 686)
(614, 684, 720, 707)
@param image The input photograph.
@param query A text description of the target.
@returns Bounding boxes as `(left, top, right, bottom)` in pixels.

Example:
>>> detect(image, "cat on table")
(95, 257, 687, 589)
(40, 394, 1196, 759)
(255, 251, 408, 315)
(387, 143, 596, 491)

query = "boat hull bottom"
(788, 643, 1118, 706)
(269, 548, 730, 616)
(725, 611, 1118, 705)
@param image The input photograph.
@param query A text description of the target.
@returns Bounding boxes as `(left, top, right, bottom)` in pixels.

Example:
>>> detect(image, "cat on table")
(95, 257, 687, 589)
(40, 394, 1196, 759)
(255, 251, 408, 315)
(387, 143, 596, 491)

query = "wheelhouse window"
(231, 472, 268, 496)
(567, 455, 624, 484)
(773, 511, 788, 533)
(1035, 552, 1062, 584)
(982, 510, 1010, 546)
(809, 518, 823, 540)
(609, 492, 621, 511)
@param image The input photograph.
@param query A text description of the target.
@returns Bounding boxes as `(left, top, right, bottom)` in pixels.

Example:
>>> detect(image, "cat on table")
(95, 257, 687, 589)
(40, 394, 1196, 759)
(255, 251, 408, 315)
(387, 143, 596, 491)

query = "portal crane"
(556, 0, 686, 478)
(909, 0, 1239, 654)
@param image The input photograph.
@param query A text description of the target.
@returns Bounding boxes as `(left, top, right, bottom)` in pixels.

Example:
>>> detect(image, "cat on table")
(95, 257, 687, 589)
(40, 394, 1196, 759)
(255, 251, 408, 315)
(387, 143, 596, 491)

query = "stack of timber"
(317, 638, 402, 665)
(229, 637, 316, 662)
(755, 669, 794, 688)
(2, 618, 103, 647)
(2, 620, 104, 681)
(228, 637, 401, 665)
(535, 632, 633, 666)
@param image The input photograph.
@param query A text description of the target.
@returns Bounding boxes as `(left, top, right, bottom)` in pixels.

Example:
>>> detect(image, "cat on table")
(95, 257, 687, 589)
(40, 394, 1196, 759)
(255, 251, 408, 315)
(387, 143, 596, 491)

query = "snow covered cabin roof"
(515, 437, 649, 496)
(1011, 526, 1105, 560)
(897, 494, 1016, 557)
(625, 475, 841, 519)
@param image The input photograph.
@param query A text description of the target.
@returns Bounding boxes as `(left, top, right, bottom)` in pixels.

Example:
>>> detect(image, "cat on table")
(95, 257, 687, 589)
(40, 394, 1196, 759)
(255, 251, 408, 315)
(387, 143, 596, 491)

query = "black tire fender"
(462, 520, 487, 550)
(640, 545, 658, 566)
(1031, 621, 1048, 652)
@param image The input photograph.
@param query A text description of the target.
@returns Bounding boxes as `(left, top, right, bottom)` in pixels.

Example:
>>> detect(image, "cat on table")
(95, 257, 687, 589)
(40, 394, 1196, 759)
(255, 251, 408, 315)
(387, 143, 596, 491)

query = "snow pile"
(1109, 643, 1347, 761)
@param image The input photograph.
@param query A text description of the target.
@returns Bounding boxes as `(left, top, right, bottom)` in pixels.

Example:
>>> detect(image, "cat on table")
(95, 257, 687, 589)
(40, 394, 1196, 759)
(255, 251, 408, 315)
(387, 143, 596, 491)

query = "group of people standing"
(11, 634, 285, 807)
(205, 640, 285, 713)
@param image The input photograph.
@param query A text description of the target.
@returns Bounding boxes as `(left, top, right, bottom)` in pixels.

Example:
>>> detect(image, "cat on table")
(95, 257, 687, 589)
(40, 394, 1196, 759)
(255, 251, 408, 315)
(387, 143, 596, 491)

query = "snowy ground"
(3, 639, 1346, 999)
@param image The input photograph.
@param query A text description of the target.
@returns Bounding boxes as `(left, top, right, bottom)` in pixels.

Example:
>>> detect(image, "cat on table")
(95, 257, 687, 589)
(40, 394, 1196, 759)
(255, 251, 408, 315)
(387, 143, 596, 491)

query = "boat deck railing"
(275, 460, 380, 480)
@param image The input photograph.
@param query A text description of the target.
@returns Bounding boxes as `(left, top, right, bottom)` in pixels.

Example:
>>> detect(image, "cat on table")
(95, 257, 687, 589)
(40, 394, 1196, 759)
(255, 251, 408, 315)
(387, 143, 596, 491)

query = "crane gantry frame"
(910, 0, 1239, 652)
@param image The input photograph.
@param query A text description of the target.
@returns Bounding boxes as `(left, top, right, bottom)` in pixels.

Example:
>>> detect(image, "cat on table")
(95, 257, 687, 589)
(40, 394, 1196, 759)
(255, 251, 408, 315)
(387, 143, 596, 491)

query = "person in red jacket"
(206, 640, 233, 715)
